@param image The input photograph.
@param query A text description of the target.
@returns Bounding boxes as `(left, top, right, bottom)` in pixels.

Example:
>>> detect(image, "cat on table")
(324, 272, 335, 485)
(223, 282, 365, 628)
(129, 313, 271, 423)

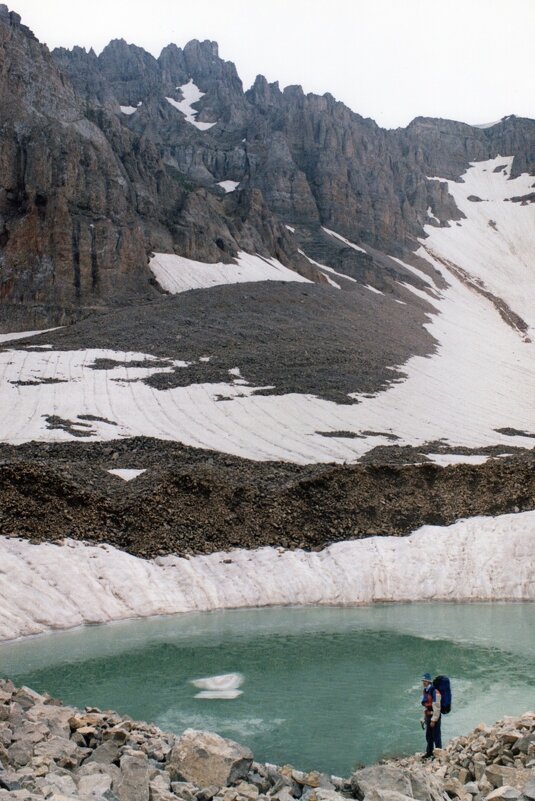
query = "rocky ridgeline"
(1, 681, 534, 801)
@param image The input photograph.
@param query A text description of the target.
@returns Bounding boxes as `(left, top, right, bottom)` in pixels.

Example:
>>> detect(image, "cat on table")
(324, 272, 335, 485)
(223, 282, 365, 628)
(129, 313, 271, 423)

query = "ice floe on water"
(192, 673, 244, 700)
(0, 511, 533, 641)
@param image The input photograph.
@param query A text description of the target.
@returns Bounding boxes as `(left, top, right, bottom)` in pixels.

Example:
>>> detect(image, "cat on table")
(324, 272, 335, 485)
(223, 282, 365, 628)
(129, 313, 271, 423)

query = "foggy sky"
(9, 0, 535, 128)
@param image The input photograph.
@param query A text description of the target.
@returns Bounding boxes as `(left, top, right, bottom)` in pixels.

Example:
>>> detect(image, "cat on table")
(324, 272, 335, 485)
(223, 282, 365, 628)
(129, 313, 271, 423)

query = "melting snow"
(0, 510, 533, 641)
(217, 180, 240, 193)
(149, 252, 311, 294)
(166, 79, 216, 131)
(107, 469, 147, 482)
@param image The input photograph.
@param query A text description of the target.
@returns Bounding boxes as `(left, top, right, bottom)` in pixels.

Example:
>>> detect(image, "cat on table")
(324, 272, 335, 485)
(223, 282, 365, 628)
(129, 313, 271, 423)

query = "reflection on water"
(1, 603, 533, 775)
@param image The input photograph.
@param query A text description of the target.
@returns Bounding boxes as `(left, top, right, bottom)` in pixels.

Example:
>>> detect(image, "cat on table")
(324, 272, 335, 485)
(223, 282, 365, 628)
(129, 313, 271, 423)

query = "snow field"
(149, 252, 312, 294)
(1, 157, 535, 463)
(0, 510, 533, 641)
(424, 156, 535, 334)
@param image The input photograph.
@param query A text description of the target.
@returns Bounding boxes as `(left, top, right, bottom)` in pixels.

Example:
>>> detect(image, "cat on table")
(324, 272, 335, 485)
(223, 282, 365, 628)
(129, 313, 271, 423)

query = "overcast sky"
(10, 0, 535, 128)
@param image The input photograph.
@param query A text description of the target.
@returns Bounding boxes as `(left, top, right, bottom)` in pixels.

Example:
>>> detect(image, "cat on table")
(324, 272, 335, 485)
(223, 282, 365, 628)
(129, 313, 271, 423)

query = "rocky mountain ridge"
(0, 3, 534, 328)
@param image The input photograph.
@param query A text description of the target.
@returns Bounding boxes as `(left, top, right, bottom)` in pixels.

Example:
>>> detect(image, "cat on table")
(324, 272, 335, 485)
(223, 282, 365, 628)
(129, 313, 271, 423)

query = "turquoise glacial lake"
(1, 603, 534, 776)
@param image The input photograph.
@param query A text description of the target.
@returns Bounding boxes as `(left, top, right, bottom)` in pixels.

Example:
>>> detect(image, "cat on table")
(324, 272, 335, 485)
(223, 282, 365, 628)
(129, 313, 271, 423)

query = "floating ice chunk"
(107, 469, 147, 482)
(218, 180, 239, 193)
(194, 690, 243, 700)
(120, 106, 137, 115)
(322, 227, 367, 253)
(191, 672, 244, 690)
(166, 79, 216, 131)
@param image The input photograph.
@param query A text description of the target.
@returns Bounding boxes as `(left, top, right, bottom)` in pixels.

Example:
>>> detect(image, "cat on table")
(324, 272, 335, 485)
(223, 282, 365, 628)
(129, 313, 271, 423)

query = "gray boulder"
(351, 767, 414, 800)
(114, 752, 150, 801)
(167, 729, 253, 787)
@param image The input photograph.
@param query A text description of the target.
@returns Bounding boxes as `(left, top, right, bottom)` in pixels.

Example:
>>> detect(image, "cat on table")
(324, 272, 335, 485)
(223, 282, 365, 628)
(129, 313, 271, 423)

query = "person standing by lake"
(421, 672, 442, 759)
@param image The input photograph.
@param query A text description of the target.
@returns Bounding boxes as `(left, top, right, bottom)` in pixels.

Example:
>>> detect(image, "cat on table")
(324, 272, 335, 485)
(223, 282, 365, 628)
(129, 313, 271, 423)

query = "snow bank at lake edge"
(1, 511, 534, 642)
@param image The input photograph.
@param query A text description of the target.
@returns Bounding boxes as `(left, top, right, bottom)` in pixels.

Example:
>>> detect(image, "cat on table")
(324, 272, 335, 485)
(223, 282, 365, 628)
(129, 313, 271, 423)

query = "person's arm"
(431, 690, 441, 724)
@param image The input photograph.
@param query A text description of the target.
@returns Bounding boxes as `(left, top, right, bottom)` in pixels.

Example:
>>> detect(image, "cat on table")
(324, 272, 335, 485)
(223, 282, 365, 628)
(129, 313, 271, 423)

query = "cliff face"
(0, 3, 534, 327)
(0, 6, 150, 328)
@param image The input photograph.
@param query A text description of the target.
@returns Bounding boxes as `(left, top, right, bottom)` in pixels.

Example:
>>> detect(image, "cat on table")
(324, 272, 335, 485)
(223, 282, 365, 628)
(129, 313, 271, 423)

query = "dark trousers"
(425, 717, 442, 756)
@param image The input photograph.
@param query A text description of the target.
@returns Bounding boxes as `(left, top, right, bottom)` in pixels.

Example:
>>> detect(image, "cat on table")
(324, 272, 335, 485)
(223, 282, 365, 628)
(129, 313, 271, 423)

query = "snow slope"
(0, 511, 533, 641)
(149, 252, 311, 294)
(424, 156, 535, 336)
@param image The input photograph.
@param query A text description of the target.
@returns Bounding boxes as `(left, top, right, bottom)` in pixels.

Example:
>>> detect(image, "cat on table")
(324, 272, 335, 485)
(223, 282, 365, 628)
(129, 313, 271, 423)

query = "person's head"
(421, 672, 433, 688)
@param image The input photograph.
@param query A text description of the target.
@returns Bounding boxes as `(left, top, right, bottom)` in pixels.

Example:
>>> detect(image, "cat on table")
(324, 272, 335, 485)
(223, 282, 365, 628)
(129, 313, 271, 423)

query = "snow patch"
(120, 105, 137, 115)
(149, 252, 311, 294)
(217, 180, 239, 193)
(426, 453, 491, 467)
(427, 206, 440, 224)
(365, 285, 384, 295)
(285, 225, 295, 233)
(322, 227, 367, 253)
(0, 328, 59, 344)
(0, 510, 533, 641)
(107, 469, 147, 482)
(298, 248, 357, 285)
(166, 79, 216, 131)
(473, 120, 502, 129)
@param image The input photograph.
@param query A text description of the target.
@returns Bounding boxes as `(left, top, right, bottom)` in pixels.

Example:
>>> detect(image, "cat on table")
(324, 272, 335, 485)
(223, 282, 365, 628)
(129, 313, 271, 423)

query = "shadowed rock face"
(0, 5, 150, 328)
(0, 4, 533, 329)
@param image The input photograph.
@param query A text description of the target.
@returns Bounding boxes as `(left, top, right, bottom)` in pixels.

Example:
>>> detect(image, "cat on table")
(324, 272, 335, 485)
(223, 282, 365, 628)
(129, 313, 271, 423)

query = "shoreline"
(0, 679, 533, 801)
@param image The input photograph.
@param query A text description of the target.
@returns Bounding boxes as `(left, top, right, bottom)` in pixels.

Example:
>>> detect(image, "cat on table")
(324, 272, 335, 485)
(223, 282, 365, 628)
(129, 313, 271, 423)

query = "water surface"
(1, 603, 533, 776)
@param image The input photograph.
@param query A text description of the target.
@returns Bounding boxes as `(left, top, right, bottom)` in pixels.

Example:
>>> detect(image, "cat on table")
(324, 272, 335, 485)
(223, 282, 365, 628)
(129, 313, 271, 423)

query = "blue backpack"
(433, 675, 452, 714)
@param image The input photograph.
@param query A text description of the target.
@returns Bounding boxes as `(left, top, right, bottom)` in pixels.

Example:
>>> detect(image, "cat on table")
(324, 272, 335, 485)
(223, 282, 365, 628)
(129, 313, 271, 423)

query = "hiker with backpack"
(421, 673, 451, 759)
